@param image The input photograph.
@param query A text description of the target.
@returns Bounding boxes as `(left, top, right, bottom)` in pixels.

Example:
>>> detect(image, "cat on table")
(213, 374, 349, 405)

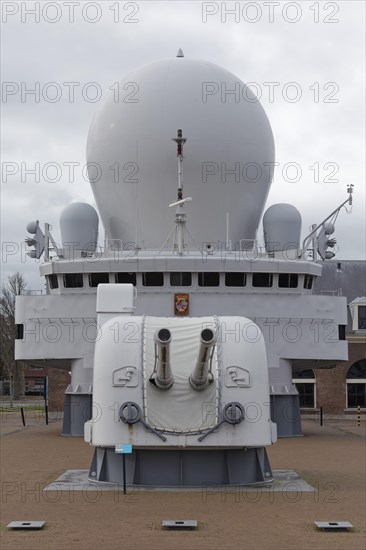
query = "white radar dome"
(60, 202, 99, 253)
(263, 203, 302, 253)
(87, 53, 275, 249)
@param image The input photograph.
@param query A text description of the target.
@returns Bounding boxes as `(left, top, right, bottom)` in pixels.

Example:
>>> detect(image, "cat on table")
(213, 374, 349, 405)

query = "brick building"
(294, 260, 366, 415)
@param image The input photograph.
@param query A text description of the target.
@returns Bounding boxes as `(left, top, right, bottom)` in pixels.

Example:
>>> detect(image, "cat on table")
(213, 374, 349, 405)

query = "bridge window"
(304, 274, 313, 289)
(252, 273, 273, 288)
(198, 272, 220, 287)
(278, 274, 298, 288)
(347, 359, 366, 408)
(47, 274, 59, 289)
(63, 274, 83, 288)
(225, 273, 246, 287)
(115, 273, 136, 286)
(142, 272, 164, 286)
(89, 273, 109, 287)
(170, 272, 192, 286)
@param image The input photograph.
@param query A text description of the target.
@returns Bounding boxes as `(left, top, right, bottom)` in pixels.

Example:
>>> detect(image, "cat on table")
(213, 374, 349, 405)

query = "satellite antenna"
(159, 129, 198, 255)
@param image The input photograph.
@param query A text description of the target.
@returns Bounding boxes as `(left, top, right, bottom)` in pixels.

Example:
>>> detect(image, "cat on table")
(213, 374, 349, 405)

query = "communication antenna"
(301, 185, 354, 261)
(159, 129, 198, 255)
(26, 221, 61, 261)
(172, 128, 187, 202)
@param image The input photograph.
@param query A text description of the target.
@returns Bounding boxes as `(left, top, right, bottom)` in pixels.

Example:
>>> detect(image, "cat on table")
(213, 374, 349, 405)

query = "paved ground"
(0, 411, 365, 550)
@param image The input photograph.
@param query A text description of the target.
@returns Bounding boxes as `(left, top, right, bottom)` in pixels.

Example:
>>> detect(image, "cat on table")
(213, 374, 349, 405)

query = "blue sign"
(115, 443, 133, 454)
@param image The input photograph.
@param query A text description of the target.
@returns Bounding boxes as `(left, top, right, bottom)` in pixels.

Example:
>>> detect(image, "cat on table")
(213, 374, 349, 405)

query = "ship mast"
(159, 129, 195, 255)
(174, 128, 186, 202)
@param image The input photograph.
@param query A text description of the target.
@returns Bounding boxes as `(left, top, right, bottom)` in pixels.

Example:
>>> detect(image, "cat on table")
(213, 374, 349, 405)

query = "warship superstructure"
(15, 52, 351, 484)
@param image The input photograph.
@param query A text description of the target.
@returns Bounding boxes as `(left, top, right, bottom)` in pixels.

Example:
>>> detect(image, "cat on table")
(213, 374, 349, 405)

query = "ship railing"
(102, 238, 260, 255)
(20, 289, 45, 296)
(319, 289, 343, 296)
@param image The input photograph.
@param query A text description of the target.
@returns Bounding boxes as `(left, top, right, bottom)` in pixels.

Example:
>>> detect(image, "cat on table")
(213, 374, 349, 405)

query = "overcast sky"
(1, 1, 365, 290)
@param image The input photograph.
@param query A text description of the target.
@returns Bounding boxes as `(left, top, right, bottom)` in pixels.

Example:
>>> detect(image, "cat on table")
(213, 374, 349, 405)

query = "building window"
(278, 274, 298, 288)
(63, 273, 83, 288)
(115, 273, 136, 286)
(142, 272, 164, 286)
(225, 273, 246, 287)
(358, 306, 366, 329)
(252, 273, 273, 288)
(198, 272, 220, 287)
(293, 369, 316, 409)
(304, 274, 313, 289)
(47, 274, 59, 289)
(25, 377, 45, 396)
(170, 272, 192, 286)
(89, 273, 109, 287)
(346, 359, 366, 408)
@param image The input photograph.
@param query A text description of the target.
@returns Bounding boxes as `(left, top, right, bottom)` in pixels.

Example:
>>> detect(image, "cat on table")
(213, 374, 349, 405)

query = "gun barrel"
(189, 328, 217, 391)
(150, 328, 174, 390)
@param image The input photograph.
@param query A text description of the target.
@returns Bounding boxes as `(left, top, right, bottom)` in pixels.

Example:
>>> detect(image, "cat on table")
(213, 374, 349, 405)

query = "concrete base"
(270, 394, 303, 437)
(62, 394, 92, 436)
(88, 447, 273, 486)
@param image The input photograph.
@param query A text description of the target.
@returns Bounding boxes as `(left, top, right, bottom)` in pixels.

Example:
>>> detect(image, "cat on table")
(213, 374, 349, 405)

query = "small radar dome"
(60, 202, 99, 253)
(263, 203, 302, 254)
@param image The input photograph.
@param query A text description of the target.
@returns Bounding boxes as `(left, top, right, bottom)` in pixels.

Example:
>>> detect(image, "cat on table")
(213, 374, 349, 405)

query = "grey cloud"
(1, 1, 365, 288)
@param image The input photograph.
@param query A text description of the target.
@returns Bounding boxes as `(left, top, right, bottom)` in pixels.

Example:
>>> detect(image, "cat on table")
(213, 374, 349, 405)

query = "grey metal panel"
(314, 260, 366, 329)
(135, 451, 181, 486)
(45, 468, 314, 492)
(270, 395, 303, 437)
(39, 255, 323, 277)
(62, 394, 92, 437)
(88, 447, 273, 486)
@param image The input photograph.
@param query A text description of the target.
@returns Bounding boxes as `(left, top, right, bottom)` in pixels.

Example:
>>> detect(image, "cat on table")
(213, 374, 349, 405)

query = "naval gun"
(189, 328, 217, 390)
(149, 328, 174, 390)
(85, 284, 277, 487)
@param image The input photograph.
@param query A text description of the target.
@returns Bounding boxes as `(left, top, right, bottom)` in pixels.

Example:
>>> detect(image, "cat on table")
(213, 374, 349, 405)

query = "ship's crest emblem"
(174, 293, 189, 316)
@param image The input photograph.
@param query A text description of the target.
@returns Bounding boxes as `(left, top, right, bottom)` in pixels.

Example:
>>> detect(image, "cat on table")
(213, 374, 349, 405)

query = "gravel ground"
(1, 412, 365, 550)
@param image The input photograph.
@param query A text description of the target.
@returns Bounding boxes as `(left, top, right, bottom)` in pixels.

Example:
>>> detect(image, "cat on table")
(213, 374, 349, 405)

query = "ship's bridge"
(40, 249, 320, 298)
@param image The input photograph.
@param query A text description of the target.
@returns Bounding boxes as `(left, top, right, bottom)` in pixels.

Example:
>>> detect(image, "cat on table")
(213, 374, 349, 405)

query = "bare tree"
(0, 273, 29, 400)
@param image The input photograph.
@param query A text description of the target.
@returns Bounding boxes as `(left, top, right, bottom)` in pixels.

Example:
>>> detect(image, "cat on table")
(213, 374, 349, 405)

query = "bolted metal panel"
(7, 521, 45, 530)
(314, 521, 353, 531)
(162, 520, 197, 529)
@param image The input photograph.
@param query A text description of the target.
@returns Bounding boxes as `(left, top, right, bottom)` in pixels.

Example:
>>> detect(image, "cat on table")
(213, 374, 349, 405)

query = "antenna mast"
(301, 185, 354, 261)
(159, 129, 197, 255)
(173, 128, 186, 202)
